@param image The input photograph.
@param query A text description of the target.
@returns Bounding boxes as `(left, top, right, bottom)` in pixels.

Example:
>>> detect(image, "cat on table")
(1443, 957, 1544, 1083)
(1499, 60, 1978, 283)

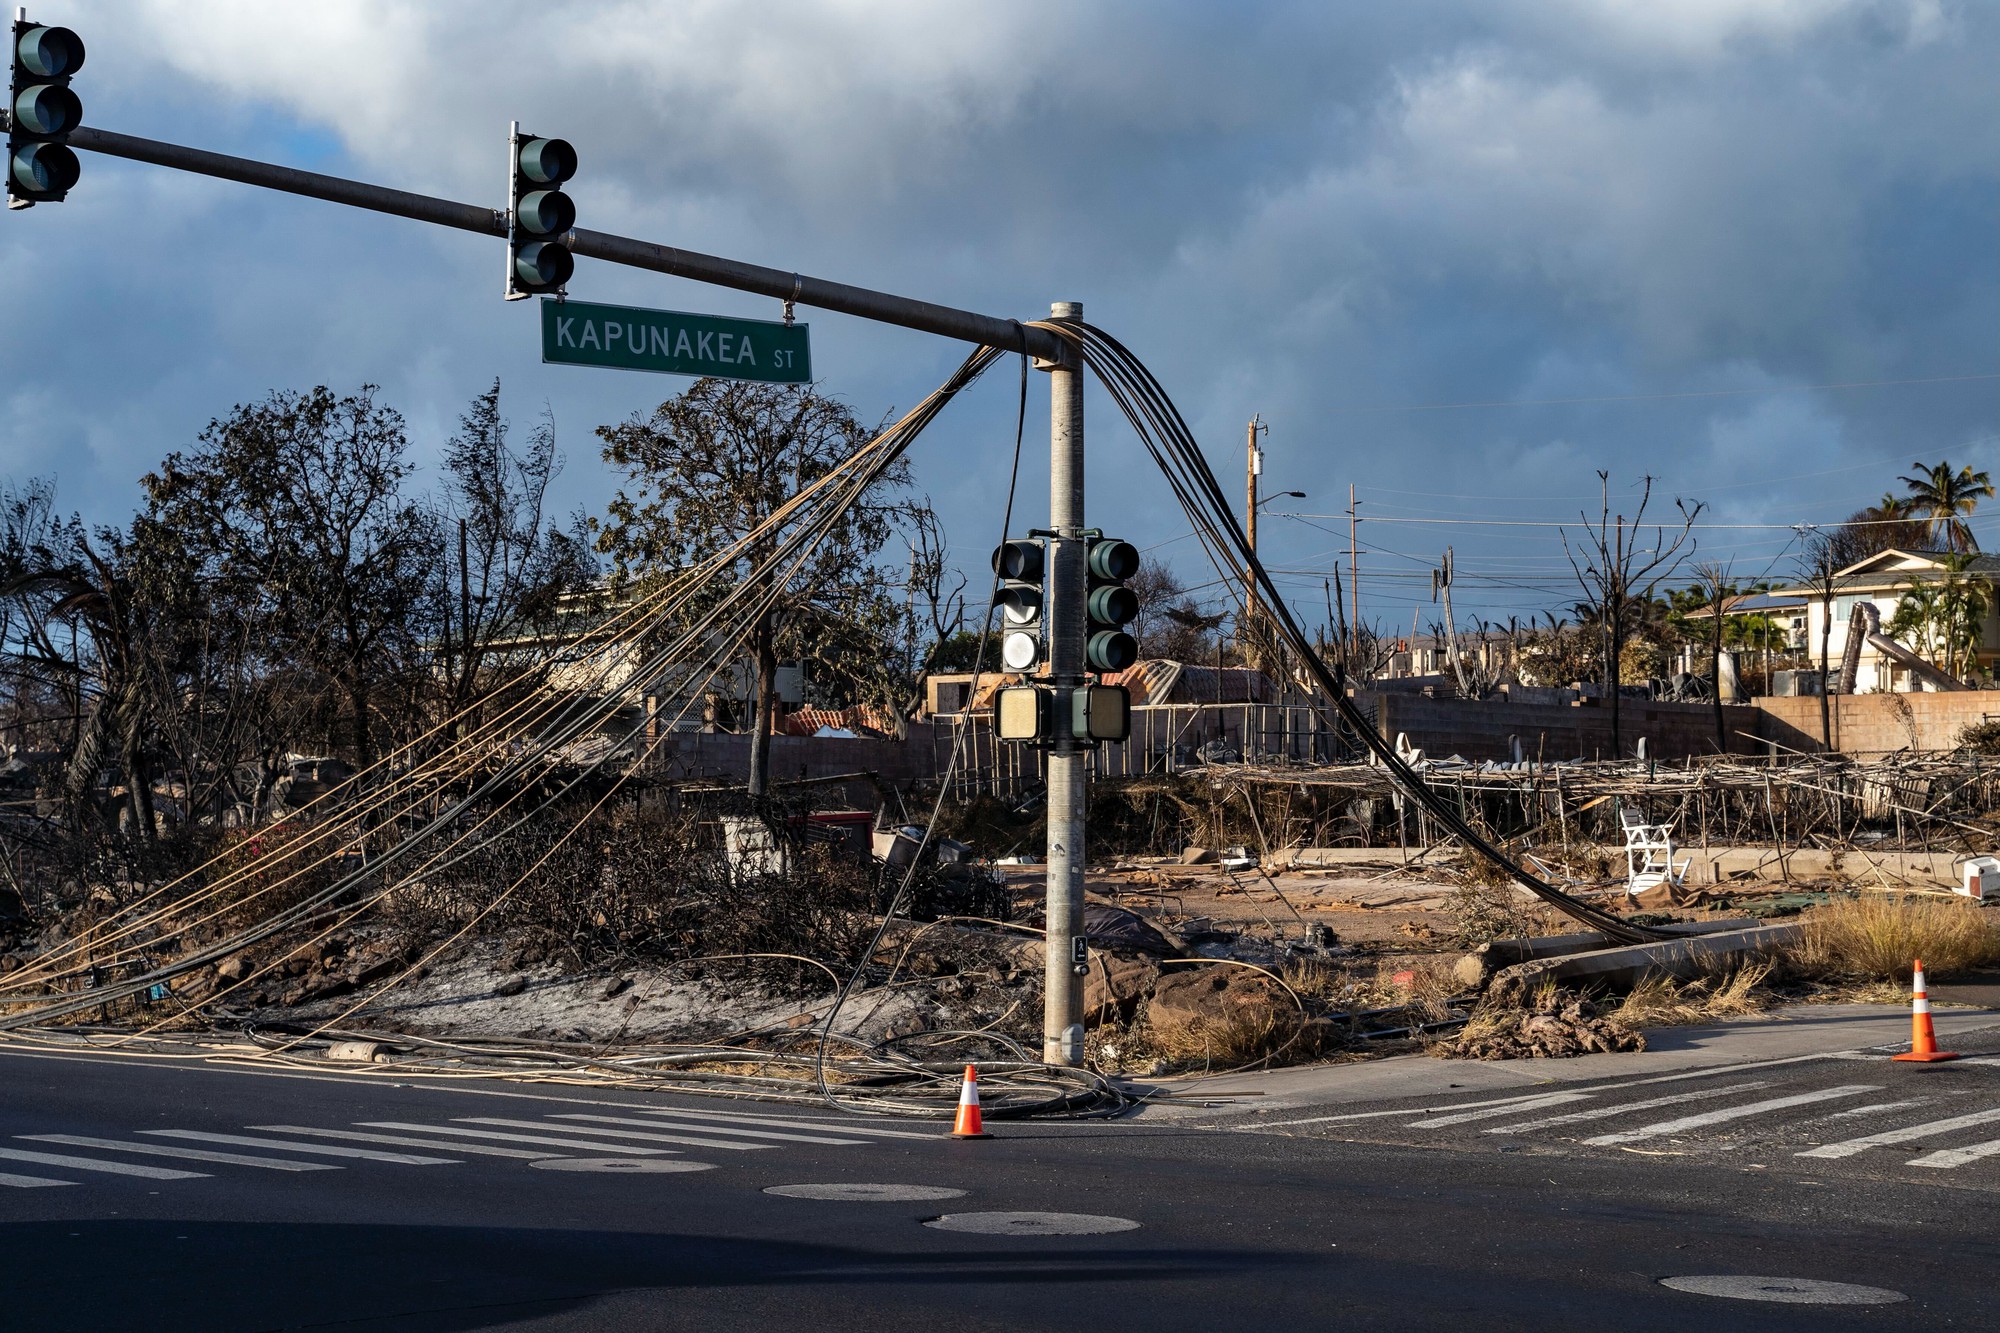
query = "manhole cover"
(922, 1211, 1139, 1236)
(1659, 1276, 1906, 1305)
(766, 1184, 967, 1202)
(529, 1157, 715, 1174)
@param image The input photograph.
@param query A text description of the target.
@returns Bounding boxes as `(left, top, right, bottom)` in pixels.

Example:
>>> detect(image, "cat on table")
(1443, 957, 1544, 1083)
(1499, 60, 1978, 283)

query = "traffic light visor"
(12, 82, 80, 136)
(513, 241, 574, 288)
(1086, 629, 1138, 672)
(1086, 584, 1138, 626)
(16, 25, 84, 78)
(994, 585, 1040, 624)
(1087, 539, 1139, 581)
(992, 540, 1043, 582)
(10, 141, 77, 194)
(515, 188, 575, 236)
(517, 137, 576, 185)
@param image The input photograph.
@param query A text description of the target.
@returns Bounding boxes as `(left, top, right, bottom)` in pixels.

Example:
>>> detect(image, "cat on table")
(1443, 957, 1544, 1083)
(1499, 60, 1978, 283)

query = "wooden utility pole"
(1348, 484, 1361, 661)
(1245, 416, 1266, 650)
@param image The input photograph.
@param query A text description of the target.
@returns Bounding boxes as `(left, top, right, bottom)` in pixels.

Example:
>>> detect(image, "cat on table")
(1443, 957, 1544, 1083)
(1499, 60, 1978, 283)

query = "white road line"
(628, 1107, 938, 1140)
(454, 1117, 775, 1152)
(0, 1171, 74, 1188)
(356, 1122, 676, 1155)
(554, 1114, 870, 1146)
(1817, 1100, 1930, 1122)
(1584, 1085, 1880, 1146)
(1483, 1083, 1773, 1133)
(22, 1135, 339, 1172)
(1416, 1093, 1592, 1128)
(1256, 1092, 1584, 1129)
(0, 1146, 206, 1180)
(251, 1126, 555, 1159)
(144, 1130, 460, 1165)
(1797, 1105, 2000, 1159)
(1907, 1138, 2000, 1169)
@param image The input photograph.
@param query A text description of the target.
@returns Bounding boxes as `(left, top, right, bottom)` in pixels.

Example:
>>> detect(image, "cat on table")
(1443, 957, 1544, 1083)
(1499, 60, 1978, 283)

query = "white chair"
(1620, 808, 1690, 896)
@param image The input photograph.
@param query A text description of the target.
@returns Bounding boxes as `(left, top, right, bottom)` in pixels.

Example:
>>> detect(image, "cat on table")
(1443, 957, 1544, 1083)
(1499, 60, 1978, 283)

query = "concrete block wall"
(1753, 690, 2000, 755)
(1368, 692, 1762, 763)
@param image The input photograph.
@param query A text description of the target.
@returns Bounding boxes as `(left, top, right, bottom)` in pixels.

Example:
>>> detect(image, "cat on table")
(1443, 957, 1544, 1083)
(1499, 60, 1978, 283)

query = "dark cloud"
(2, 0, 1993, 626)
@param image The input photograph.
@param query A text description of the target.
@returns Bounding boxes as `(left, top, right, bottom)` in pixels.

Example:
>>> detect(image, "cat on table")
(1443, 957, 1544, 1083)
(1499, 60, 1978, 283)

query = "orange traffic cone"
(951, 1063, 992, 1138)
(1893, 959, 1960, 1063)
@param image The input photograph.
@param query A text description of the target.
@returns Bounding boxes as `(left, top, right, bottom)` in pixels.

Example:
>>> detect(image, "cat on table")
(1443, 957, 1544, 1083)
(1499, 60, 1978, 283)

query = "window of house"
(1833, 593, 1875, 626)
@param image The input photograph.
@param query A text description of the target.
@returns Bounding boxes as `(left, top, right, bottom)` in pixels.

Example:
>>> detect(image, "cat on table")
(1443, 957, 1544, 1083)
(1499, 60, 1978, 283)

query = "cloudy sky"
(4, 0, 1995, 632)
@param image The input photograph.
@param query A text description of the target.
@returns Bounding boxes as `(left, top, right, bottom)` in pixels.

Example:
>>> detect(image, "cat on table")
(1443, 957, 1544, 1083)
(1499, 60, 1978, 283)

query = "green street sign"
(540, 298, 811, 383)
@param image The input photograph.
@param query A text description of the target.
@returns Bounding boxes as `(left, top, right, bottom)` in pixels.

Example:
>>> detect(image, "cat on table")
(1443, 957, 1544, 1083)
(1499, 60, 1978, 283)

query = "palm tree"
(1898, 461, 1995, 554)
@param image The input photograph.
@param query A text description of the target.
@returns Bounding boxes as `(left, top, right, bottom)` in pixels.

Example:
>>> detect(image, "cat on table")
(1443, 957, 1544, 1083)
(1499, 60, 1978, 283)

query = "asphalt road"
(0, 1043, 1993, 1331)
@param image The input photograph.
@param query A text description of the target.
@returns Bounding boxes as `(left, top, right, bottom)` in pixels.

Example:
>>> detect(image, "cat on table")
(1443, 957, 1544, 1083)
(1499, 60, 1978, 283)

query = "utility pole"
(1040, 300, 1087, 1067)
(1348, 484, 1361, 662)
(1244, 416, 1267, 656)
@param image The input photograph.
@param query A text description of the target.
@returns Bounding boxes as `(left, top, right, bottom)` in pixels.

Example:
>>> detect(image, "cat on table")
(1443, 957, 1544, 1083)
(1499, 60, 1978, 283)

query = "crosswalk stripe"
(627, 1107, 938, 1140)
(553, 1114, 869, 1146)
(1906, 1138, 2000, 1169)
(1797, 1105, 2000, 1159)
(251, 1126, 555, 1159)
(144, 1130, 460, 1165)
(22, 1135, 340, 1172)
(1817, 1100, 1930, 1122)
(1258, 1091, 1579, 1129)
(1415, 1093, 1591, 1128)
(356, 1122, 676, 1155)
(1483, 1082, 1772, 1134)
(453, 1117, 774, 1152)
(0, 1171, 74, 1188)
(0, 1145, 206, 1180)
(1584, 1085, 1879, 1146)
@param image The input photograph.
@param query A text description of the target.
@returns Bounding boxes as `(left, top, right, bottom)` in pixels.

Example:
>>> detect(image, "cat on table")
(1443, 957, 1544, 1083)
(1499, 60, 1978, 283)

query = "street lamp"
(1257, 489, 1306, 510)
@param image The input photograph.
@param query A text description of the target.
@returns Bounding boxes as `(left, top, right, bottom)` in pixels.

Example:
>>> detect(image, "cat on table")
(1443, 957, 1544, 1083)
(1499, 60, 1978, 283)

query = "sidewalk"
(1132, 1001, 2000, 1118)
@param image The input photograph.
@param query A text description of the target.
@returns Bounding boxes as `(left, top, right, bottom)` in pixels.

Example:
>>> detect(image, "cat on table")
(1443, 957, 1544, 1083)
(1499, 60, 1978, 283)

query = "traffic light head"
(1084, 535, 1139, 672)
(992, 537, 1046, 672)
(8, 19, 86, 207)
(506, 129, 576, 297)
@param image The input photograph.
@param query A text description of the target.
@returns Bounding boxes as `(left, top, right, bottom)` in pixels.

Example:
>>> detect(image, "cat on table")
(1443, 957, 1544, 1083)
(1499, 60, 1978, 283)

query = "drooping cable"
(812, 328, 1032, 1112)
(1035, 319, 1666, 944)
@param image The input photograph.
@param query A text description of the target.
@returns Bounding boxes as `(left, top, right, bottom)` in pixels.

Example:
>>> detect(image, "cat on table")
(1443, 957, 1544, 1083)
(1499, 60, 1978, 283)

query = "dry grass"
(1610, 961, 1772, 1028)
(1445, 879, 1574, 947)
(1145, 1005, 1302, 1069)
(1793, 894, 2000, 982)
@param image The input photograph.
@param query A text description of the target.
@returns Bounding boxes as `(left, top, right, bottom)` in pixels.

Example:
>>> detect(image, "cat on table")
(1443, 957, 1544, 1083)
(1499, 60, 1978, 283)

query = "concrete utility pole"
(1041, 301, 1086, 1066)
(1244, 416, 1266, 644)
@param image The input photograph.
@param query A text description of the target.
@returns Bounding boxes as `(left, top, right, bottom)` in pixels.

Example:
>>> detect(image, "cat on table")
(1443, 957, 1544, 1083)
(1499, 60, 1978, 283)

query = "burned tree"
(1797, 536, 1842, 749)
(433, 381, 599, 728)
(1560, 472, 1700, 758)
(594, 379, 908, 800)
(142, 386, 438, 769)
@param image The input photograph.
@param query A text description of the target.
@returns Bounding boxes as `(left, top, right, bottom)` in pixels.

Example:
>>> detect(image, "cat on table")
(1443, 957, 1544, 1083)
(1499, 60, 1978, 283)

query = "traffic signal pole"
(1041, 300, 1086, 1066)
